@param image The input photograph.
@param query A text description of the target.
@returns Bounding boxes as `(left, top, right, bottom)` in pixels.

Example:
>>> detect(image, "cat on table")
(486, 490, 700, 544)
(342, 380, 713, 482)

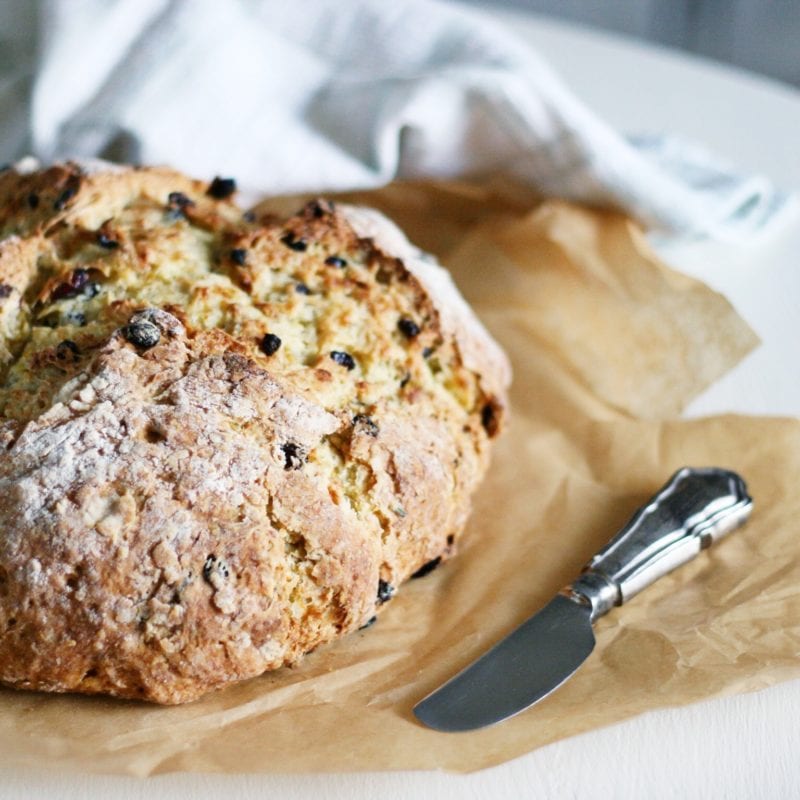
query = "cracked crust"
(0, 162, 510, 704)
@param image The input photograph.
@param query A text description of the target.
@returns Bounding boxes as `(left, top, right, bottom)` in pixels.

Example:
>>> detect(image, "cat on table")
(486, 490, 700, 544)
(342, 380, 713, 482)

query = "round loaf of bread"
(0, 162, 509, 703)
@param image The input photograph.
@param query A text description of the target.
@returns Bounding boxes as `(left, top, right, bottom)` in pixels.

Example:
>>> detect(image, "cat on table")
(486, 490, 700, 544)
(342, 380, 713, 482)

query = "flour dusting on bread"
(0, 161, 509, 703)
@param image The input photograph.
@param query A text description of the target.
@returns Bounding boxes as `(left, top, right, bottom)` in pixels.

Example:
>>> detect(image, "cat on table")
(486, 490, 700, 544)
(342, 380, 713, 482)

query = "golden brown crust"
(0, 161, 509, 703)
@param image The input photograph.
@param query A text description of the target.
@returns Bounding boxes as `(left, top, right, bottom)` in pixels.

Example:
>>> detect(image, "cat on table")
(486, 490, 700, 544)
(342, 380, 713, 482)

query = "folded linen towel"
(1, 0, 794, 240)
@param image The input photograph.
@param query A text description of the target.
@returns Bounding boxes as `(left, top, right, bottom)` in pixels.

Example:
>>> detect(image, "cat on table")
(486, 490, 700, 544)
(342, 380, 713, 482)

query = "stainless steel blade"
(413, 594, 594, 732)
(413, 467, 752, 733)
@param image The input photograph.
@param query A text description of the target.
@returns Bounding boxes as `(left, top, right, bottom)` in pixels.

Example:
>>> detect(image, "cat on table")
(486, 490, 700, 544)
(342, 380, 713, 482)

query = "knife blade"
(413, 466, 753, 732)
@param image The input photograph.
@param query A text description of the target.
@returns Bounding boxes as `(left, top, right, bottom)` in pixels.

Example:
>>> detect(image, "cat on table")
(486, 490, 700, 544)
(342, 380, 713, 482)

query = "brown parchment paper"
(3, 180, 799, 777)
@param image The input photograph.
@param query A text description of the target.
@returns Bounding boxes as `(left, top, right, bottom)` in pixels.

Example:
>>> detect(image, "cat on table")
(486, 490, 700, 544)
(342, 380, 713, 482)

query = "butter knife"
(413, 467, 753, 732)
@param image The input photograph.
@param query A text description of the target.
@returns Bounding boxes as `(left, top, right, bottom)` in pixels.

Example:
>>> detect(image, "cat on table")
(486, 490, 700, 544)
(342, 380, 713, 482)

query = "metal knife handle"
(567, 467, 752, 621)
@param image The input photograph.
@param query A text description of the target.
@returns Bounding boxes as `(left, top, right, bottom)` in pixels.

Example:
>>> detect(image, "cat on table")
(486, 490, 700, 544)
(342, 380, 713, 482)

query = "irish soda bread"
(0, 162, 510, 704)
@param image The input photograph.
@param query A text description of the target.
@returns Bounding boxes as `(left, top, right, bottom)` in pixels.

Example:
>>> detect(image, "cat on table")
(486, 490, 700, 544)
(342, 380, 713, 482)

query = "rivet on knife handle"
(413, 467, 753, 732)
(567, 467, 753, 620)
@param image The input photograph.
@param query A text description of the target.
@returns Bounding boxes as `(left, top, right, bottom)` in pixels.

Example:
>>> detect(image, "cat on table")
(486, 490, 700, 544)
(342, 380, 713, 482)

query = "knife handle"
(567, 467, 752, 621)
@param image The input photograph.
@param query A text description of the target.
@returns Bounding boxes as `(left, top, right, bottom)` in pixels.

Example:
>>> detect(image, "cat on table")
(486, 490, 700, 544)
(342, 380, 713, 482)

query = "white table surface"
(6, 4, 800, 798)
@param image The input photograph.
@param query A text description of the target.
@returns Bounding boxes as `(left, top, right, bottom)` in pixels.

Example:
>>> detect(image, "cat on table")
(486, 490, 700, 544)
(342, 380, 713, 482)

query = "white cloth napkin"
(3, 0, 795, 240)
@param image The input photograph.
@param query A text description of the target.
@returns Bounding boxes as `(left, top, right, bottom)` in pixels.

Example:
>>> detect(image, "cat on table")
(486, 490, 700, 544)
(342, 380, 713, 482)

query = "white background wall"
(465, 0, 800, 87)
